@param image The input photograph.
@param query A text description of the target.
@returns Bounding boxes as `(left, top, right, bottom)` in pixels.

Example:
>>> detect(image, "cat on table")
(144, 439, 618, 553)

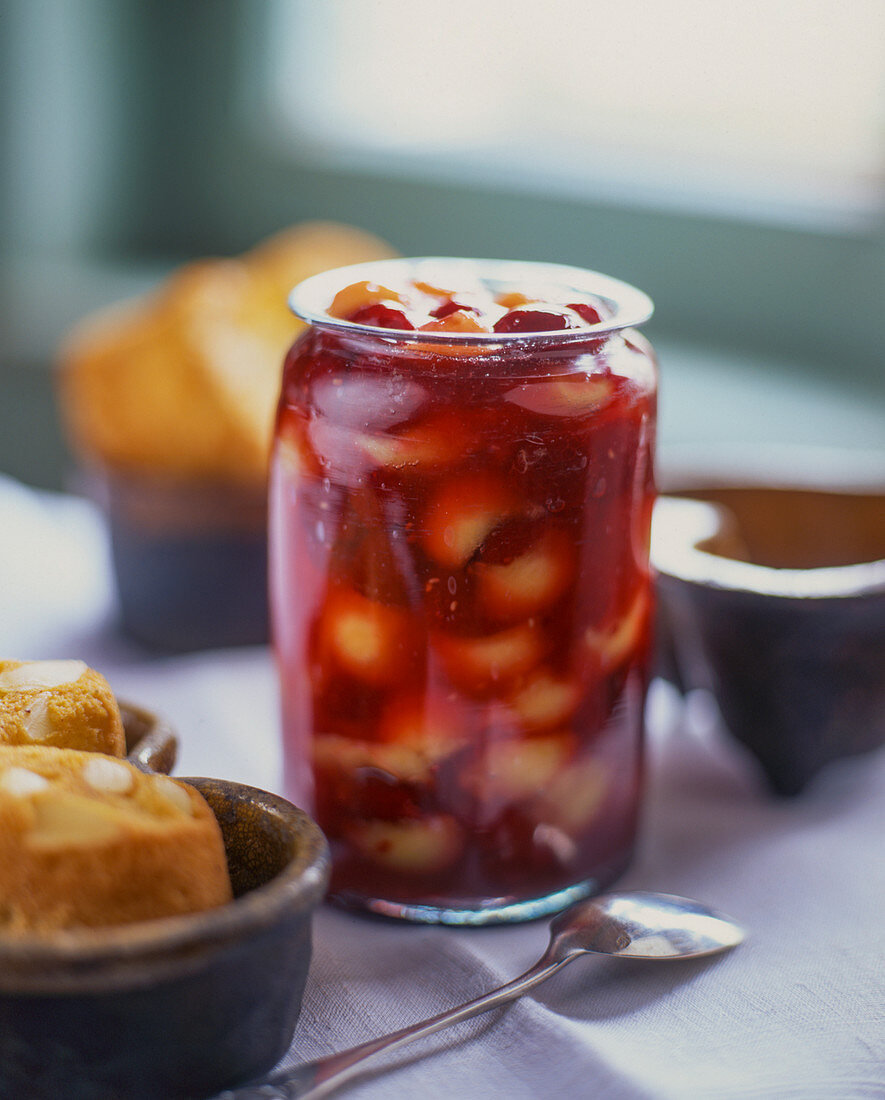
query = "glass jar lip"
(288, 257, 654, 345)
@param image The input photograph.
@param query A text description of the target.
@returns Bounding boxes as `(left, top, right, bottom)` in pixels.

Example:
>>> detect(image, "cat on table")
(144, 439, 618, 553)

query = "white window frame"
(260, 0, 885, 235)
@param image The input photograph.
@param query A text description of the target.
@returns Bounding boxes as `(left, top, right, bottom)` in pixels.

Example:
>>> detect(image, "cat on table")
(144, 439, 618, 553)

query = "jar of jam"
(270, 259, 656, 923)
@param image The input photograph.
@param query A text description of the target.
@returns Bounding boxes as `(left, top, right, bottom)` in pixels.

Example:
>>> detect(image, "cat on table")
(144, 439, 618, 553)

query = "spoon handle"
(226, 950, 570, 1100)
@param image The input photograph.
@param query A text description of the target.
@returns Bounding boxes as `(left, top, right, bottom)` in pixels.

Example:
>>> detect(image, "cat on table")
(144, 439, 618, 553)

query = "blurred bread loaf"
(54, 221, 396, 649)
(57, 221, 397, 485)
(0, 745, 232, 932)
(0, 659, 125, 757)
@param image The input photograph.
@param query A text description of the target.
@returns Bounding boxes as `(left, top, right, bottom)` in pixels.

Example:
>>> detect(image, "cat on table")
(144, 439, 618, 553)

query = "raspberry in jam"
(270, 259, 656, 923)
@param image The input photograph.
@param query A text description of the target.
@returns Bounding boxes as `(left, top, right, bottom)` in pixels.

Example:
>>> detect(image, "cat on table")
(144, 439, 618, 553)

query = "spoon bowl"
(550, 891, 746, 961)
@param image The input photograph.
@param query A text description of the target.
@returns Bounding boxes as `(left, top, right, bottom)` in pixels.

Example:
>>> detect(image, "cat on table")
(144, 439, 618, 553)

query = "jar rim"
(288, 257, 654, 345)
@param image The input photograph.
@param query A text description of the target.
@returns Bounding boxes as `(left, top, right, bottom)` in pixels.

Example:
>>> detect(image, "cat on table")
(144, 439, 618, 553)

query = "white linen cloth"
(1, 474, 883, 1100)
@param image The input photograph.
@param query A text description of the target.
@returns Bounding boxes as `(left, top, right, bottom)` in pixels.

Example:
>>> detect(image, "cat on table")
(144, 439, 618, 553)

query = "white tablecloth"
(2, 475, 883, 1099)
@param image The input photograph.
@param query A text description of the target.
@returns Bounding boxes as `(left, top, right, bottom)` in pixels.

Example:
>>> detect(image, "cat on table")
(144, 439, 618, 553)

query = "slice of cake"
(0, 660, 126, 757)
(0, 746, 232, 932)
(57, 221, 398, 486)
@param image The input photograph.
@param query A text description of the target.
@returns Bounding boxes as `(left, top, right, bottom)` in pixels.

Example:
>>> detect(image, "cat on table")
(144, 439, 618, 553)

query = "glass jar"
(270, 259, 656, 924)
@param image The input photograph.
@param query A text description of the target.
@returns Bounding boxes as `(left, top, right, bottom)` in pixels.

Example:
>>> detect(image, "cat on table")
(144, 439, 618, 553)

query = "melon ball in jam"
(270, 260, 656, 922)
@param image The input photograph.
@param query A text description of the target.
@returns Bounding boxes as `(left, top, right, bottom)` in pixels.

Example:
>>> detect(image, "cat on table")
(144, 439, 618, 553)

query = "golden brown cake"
(57, 221, 397, 485)
(0, 660, 125, 757)
(0, 746, 232, 932)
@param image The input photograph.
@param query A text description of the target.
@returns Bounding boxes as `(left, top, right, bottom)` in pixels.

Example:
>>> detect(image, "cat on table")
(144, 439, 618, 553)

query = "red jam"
(270, 265, 657, 922)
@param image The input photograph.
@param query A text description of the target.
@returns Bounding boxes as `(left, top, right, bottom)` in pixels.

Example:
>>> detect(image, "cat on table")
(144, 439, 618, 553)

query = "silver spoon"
(226, 891, 745, 1100)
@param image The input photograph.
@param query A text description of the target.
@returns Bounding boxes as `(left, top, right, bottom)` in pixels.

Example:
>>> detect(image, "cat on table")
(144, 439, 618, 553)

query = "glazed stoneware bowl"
(121, 699, 178, 774)
(652, 448, 885, 795)
(0, 777, 330, 1100)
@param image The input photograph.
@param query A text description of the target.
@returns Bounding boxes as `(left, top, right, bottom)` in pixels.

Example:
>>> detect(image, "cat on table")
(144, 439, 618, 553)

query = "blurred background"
(1, 0, 883, 490)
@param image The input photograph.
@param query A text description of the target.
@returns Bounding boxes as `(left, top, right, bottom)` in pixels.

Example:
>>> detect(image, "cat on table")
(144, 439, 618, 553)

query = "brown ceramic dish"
(0, 777, 330, 1100)
(121, 698, 178, 773)
(652, 450, 885, 795)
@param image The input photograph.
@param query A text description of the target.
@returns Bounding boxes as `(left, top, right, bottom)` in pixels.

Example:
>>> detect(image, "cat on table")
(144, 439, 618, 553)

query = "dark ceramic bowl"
(92, 467, 269, 652)
(121, 699, 178, 774)
(0, 778, 330, 1100)
(652, 451, 885, 795)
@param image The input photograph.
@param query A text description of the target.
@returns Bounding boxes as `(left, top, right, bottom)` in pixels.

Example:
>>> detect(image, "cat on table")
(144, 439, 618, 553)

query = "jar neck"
(303, 324, 631, 381)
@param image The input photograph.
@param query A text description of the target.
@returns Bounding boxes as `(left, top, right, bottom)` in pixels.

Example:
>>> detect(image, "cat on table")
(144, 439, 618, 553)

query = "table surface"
(2, 474, 884, 1099)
